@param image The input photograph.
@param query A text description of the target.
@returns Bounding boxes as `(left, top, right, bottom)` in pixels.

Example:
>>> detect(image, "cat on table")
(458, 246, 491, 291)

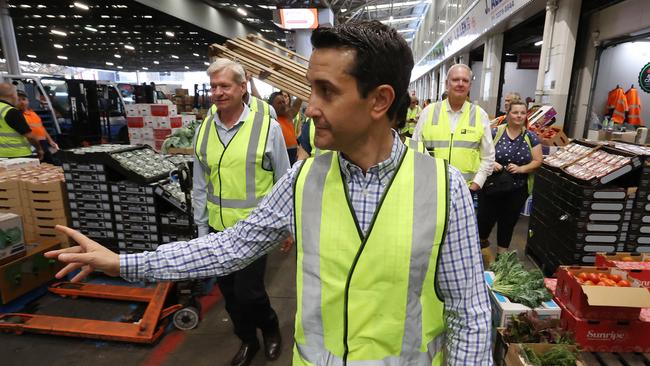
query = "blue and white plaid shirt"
(121, 132, 492, 365)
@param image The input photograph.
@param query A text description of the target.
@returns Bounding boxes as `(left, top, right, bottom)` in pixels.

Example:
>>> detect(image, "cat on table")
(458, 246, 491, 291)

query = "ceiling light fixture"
(117, 66, 123, 69)
(106, 62, 114, 66)
(50, 29, 67, 36)
(53, 44, 63, 48)
(142, 67, 148, 70)
(153, 61, 159, 64)
(204, 61, 210, 66)
(20, 4, 31, 8)
(165, 31, 174, 37)
(85, 26, 98, 32)
(184, 66, 190, 69)
(57, 55, 68, 60)
(534, 40, 543, 46)
(26, 54, 36, 58)
(114, 54, 121, 58)
(192, 53, 199, 57)
(506, 53, 515, 56)
(237, 8, 247, 16)
(73, 2, 89, 10)
(171, 54, 179, 59)
(124, 44, 135, 50)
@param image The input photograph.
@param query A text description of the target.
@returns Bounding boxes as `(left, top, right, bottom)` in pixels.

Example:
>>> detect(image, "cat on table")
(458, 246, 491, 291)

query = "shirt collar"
(0, 99, 16, 108)
(339, 130, 406, 185)
(214, 103, 249, 129)
(444, 99, 469, 113)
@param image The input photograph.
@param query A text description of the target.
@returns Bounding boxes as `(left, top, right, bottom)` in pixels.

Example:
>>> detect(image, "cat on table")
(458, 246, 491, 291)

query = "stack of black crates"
(59, 145, 194, 253)
(527, 140, 650, 277)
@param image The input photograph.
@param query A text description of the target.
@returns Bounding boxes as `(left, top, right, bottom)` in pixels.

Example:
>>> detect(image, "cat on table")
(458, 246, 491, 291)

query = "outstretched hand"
(44, 225, 120, 282)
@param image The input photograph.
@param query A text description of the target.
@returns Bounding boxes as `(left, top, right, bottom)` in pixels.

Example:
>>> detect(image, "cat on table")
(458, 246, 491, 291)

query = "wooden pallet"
(580, 351, 650, 365)
(209, 34, 310, 101)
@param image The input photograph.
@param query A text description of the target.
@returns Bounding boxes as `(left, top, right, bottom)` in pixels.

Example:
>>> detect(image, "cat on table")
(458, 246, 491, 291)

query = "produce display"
(543, 143, 592, 168)
(162, 120, 199, 152)
(520, 344, 578, 366)
(159, 180, 187, 204)
(502, 312, 574, 345)
(111, 148, 177, 179)
(563, 150, 631, 181)
(572, 271, 631, 286)
(488, 252, 553, 308)
(65, 144, 136, 154)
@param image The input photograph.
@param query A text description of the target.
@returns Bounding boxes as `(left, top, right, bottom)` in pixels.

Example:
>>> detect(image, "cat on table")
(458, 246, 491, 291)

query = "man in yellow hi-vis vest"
(47, 21, 492, 365)
(0, 83, 44, 159)
(414, 64, 495, 192)
(193, 58, 290, 365)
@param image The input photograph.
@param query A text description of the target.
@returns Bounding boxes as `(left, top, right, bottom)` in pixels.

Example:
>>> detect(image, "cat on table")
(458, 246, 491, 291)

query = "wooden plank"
(229, 38, 307, 76)
(248, 34, 309, 63)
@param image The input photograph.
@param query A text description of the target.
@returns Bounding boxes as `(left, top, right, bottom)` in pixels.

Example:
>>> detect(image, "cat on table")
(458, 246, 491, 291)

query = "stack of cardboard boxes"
(0, 163, 69, 245)
(173, 88, 194, 113)
(125, 103, 197, 152)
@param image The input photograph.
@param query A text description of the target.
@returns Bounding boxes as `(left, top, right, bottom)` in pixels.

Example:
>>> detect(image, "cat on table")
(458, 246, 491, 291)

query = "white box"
(149, 104, 177, 116)
(125, 104, 141, 117)
(137, 103, 151, 116)
(129, 137, 144, 146)
(140, 127, 154, 140)
(0, 212, 25, 262)
(181, 114, 197, 126)
(0, 158, 40, 172)
(484, 271, 561, 328)
(151, 116, 171, 129)
(128, 129, 143, 140)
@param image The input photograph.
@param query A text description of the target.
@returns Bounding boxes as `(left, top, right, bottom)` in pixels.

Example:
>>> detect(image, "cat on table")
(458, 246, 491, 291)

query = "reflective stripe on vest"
(293, 149, 448, 365)
(249, 95, 270, 116)
(194, 105, 273, 230)
(308, 119, 329, 157)
(0, 102, 32, 157)
(421, 101, 483, 184)
(626, 87, 643, 125)
(406, 137, 427, 154)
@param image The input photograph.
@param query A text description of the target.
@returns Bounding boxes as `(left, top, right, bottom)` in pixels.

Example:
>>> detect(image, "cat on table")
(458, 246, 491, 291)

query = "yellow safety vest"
(194, 104, 274, 231)
(0, 102, 32, 158)
(293, 148, 448, 365)
(421, 101, 483, 183)
(493, 124, 535, 194)
(406, 106, 420, 134)
(307, 119, 330, 157)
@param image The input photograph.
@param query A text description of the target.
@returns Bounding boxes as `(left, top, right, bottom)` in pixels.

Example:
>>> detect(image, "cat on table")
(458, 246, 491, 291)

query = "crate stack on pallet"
(64, 162, 117, 251)
(628, 160, 650, 253)
(125, 103, 196, 152)
(112, 182, 160, 252)
(156, 180, 193, 244)
(0, 162, 69, 245)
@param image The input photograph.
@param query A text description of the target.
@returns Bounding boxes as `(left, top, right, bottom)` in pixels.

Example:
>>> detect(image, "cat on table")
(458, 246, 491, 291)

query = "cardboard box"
(153, 128, 174, 140)
(125, 104, 141, 117)
(181, 114, 197, 126)
(555, 266, 650, 320)
(594, 252, 650, 287)
(528, 105, 557, 130)
(167, 147, 194, 155)
(169, 115, 183, 128)
(140, 127, 154, 140)
(128, 129, 143, 140)
(149, 104, 177, 117)
(127, 116, 145, 128)
(505, 343, 585, 366)
(0, 213, 25, 265)
(612, 131, 637, 144)
(558, 299, 650, 352)
(0, 158, 39, 172)
(484, 272, 561, 327)
(539, 127, 569, 147)
(175, 88, 188, 96)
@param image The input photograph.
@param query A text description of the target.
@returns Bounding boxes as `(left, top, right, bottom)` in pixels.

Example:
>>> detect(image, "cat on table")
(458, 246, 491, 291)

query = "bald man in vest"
(0, 83, 44, 160)
(47, 21, 493, 365)
(414, 64, 495, 191)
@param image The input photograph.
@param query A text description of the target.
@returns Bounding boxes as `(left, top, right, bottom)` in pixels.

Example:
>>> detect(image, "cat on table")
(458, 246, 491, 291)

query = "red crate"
(149, 104, 175, 116)
(169, 116, 182, 128)
(595, 252, 650, 287)
(555, 266, 650, 320)
(153, 128, 173, 140)
(558, 299, 650, 352)
(127, 116, 144, 128)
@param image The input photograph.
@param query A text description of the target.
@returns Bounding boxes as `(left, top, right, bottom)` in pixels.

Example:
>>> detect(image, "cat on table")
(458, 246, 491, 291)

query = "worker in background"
(193, 59, 289, 365)
(246, 74, 278, 120)
(16, 90, 58, 164)
(46, 20, 492, 365)
(404, 95, 421, 136)
(423, 98, 432, 108)
(491, 92, 521, 127)
(0, 83, 44, 160)
(269, 91, 299, 165)
(414, 64, 495, 191)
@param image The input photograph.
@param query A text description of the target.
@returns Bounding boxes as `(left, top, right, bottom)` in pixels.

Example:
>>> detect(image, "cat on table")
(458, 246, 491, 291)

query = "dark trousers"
(211, 229, 278, 342)
(477, 185, 529, 249)
(39, 140, 55, 164)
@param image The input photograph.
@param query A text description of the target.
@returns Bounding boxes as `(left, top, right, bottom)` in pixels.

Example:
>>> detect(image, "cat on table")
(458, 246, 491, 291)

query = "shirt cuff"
(473, 172, 487, 188)
(119, 253, 147, 282)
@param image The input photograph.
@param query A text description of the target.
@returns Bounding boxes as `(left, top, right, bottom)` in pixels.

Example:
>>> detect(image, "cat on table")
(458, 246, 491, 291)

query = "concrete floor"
(0, 216, 533, 366)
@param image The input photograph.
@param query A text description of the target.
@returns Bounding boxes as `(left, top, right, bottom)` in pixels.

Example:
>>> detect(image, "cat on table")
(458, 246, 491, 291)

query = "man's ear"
(369, 85, 395, 120)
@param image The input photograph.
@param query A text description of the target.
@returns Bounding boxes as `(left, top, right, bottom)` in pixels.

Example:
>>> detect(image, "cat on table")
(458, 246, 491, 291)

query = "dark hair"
(506, 100, 527, 114)
(268, 91, 283, 105)
(311, 20, 414, 121)
(394, 92, 410, 129)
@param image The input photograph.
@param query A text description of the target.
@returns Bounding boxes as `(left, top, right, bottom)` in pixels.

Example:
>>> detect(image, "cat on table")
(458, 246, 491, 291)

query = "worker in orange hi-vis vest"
(606, 86, 628, 124)
(626, 86, 643, 126)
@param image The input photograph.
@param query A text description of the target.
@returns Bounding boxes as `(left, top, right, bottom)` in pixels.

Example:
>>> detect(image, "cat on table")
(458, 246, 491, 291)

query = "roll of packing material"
(636, 127, 648, 144)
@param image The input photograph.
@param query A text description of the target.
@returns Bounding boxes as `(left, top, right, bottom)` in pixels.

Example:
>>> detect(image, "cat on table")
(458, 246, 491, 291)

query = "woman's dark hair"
(311, 20, 414, 121)
(394, 92, 411, 129)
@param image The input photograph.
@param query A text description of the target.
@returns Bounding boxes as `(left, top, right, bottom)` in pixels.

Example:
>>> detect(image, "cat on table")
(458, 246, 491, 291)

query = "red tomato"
(622, 256, 636, 262)
(587, 273, 600, 282)
(576, 278, 584, 284)
(597, 281, 610, 286)
(598, 273, 609, 279)
(578, 272, 589, 281)
(617, 280, 631, 287)
(644, 258, 650, 262)
(608, 274, 622, 282)
(583, 280, 595, 286)
(604, 279, 617, 286)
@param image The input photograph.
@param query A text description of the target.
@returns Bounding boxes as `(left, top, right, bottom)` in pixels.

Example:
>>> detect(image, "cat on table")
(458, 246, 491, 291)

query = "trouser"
(210, 228, 278, 343)
(477, 185, 529, 249)
(39, 140, 55, 164)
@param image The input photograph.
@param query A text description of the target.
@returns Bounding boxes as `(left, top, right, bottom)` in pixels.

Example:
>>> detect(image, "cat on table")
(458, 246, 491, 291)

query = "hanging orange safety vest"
(625, 87, 642, 126)
(606, 87, 628, 124)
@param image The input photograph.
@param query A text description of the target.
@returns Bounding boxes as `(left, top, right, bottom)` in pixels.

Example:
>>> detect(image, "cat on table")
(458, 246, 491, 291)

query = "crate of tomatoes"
(595, 252, 650, 288)
(555, 266, 650, 320)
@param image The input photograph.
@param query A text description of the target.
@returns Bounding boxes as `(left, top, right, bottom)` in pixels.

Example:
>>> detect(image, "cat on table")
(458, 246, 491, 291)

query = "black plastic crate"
(62, 162, 105, 173)
(160, 233, 193, 243)
(118, 241, 159, 252)
(70, 209, 113, 221)
(115, 222, 158, 233)
(64, 171, 108, 183)
(114, 212, 157, 224)
(116, 231, 159, 242)
(113, 203, 157, 214)
(154, 184, 187, 213)
(111, 193, 155, 205)
(110, 182, 156, 196)
(631, 209, 650, 223)
(81, 228, 116, 240)
(71, 218, 114, 231)
(159, 213, 190, 226)
(69, 201, 111, 212)
(66, 181, 110, 193)
(67, 191, 111, 203)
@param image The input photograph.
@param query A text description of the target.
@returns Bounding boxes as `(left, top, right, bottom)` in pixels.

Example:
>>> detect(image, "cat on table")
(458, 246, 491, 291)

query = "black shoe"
(231, 341, 259, 366)
(262, 328, 282, 361)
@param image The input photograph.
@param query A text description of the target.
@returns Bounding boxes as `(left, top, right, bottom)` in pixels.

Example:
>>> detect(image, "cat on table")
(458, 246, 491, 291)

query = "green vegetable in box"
(489, 251, 553, 308)
(521, 344, 578, 366)
(162, 120, 200, 153)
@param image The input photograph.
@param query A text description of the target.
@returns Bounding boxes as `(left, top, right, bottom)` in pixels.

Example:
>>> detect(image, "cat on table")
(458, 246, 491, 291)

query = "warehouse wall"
(592, 41, 650, 125)
(470, 61, 483, 104)
(501, 62, 538, 112)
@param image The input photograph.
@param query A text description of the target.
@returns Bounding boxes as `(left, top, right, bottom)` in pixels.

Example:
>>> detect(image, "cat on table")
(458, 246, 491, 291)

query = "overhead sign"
(279, 8, 319, 29)
(640, 62, 650, 93)
(517, 53, 540, 69)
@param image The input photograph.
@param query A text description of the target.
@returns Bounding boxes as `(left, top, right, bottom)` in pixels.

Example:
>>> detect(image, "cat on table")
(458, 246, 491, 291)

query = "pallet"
(580, 351, 650, 365)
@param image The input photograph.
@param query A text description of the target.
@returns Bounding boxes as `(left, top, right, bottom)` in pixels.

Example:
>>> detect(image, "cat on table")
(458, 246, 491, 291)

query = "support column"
(535, 0, 582, 128)
(0, 0, 20, 74)
(294, 30, 312, 64)
(438, 63, 448, 99)
(478, 33, 504, 117)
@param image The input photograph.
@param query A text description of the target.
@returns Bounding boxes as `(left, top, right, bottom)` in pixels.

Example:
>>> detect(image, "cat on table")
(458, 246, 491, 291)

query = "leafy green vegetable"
(520, 344, 578, 366)
(521, 345, 542, 366)
(489, 251, 553, 308)
(161, 119, 200, 152)
(504, 312, 574, 345)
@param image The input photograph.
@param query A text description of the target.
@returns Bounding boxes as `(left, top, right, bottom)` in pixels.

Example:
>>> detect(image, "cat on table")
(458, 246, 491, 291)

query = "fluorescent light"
(165, 31, 174, 37)
(50, 29, 67, 36)
(32, 15, 41, 18)
(389, 16, 394, 22)
(53, 44, 63, 49)
(26, 54, 36, 58)
(153, 61, 159, 64)
(20, 4, 31, 8)
(142, 67, 148, 70)
(237, 8, 247, 16)
(171, 54, 179, 59)
(534, 40, 543, 46)
(143, 15, 152, 19)
(192, 53, 200, 57)
(382, 16, 418, 24)
(37, 4, 46, 8)
(506, 53, 515, 56)
(85, 26, 98, 32)
(114, 54, 121, 58)
(73, 2, 89, 10)
(204, 61, 210, 66)
(397, 29, 415, 33)
(117, 66, 123, 69)
(184, 66, 189, 69)
(101, 15, 109, 18)
(106, 62, 114, 66)
(258, 5, 276, 9)
(124, 44, 135, 50)
(57, 55, 68, 60)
